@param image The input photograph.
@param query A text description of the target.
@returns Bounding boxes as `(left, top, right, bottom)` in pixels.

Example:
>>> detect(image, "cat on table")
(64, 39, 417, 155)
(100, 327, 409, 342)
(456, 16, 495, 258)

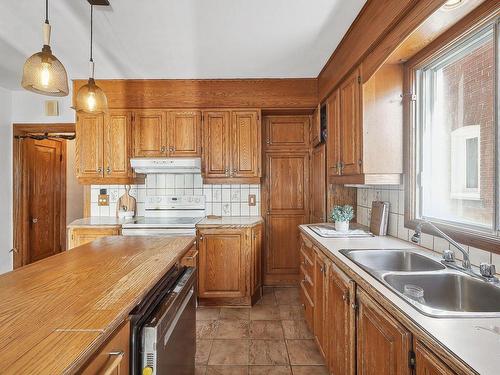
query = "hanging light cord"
(45, 0, 49, 24)
(90, 5, 94, 63)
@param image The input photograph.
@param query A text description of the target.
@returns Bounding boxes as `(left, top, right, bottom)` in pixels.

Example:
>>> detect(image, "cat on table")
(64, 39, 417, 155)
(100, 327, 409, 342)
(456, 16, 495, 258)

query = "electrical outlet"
(98, 189, 109, 206)
(248, 194, 256, 206)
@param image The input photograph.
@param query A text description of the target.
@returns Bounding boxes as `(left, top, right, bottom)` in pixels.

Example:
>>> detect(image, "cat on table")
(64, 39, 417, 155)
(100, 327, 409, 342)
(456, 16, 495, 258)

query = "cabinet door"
(327, 89, 341, 177)
(327, 262, 356, 375)
(75, 112, 104, 178)
(311, 144, 326, 223)
(415, 340, 455, 375)
(313, 250, 327, 358)
(68, 227, 120, 249)
(104, 110, 133, 178)
(264, 116, 310, 150)
(339, 68, 362, 175)
(167, 110, 202, 157)
(250, 224, 263, 297)
(300, 277, 315, 331)
(231, 111, 261, 178)
(202, 111, 231, 178)
(311, 105, 321, 147)
(198, 229, 246, 298)
(133, 110, 167, 157)
(357, 288, 412, 375)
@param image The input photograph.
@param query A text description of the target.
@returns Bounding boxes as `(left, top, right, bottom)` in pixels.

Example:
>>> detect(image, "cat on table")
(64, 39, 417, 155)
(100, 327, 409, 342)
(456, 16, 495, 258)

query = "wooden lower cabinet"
(415, 340, 455, 375)
(327, 261, 356, 375)
(81, 321, 130, 375)
(197, 225, 262, 306)
(67, 226, 121, 249)
(313, 249, 328, 358)
(357, 288, 412, 375)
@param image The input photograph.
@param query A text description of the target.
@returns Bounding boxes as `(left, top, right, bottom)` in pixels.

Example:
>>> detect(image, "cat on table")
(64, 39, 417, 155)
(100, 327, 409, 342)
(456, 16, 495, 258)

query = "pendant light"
(21, 0, 69, 96)
(75, 4, 108, 113)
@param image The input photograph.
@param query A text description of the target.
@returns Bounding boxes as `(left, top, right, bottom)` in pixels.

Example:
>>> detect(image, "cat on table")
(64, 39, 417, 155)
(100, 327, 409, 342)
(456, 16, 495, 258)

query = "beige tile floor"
(195, 287, 328, 375)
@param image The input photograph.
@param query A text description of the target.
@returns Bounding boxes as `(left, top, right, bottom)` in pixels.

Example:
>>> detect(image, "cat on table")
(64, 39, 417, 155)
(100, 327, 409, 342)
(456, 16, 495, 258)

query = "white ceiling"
(0, 0, 366, 90)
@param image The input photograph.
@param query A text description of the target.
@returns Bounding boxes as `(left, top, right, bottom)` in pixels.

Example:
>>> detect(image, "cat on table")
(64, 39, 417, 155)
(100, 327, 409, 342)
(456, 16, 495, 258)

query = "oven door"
(121, 228, 196, 237)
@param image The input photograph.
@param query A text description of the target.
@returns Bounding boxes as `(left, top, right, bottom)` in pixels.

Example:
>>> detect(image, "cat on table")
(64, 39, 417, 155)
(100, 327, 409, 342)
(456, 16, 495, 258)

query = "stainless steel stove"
(122, 195, 205, 237)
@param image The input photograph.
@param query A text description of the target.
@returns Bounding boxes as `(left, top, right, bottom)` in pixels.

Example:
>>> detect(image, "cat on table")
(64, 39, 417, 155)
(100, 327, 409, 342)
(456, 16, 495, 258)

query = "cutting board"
(115, 185, 136, 217)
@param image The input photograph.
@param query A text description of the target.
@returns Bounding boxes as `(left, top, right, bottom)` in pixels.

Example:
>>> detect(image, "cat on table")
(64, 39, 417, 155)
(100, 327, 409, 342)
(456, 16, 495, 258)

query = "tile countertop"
(299, 225, 500, 375)
(196, 216, 264, 228)
(68, 216, 135, 227)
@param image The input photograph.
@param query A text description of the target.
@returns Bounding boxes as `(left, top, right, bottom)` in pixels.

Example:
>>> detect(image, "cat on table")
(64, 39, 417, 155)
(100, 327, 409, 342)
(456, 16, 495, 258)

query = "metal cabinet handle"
(32, 218, 38, 224)
(161, 146, 166, 153)
(199, 235, 204, 241)
(97, 167, 102, 173)
(224, 168, 230, 177)
(342, 292, 348, 301)
(106, 166, 111, 175)
(231, 169, 237, 177)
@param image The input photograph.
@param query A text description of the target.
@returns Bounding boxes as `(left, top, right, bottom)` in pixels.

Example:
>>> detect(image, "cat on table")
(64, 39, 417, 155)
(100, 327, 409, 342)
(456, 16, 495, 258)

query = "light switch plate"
(248, 194, 256, 206)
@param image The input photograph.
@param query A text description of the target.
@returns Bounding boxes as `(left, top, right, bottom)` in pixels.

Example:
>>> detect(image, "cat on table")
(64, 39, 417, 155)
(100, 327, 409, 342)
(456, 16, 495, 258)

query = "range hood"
(130, 158, 201, 174)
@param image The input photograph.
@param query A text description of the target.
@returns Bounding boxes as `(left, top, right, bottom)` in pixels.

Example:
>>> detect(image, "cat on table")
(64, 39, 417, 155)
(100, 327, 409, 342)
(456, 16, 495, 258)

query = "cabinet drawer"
(300, 271, 314, 303)
(300, 234, 314, 260)
(300, 250, 314, 279)
(300, 280, 314, 331)
(181, 246, 198, 268)
(81, 320, 130, 375)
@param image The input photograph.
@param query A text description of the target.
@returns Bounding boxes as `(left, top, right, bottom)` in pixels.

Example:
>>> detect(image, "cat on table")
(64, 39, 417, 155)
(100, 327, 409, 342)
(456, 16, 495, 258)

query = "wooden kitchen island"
(0, 236, 195, 374)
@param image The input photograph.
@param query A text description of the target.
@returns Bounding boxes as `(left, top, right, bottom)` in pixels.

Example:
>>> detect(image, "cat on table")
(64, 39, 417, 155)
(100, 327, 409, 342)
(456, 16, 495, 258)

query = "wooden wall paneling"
(311, 144, 326, 223)
(318, 0, 420, 100)
(167, 110, 202, 157)
(326, 89, 341, 177)
(73, 79, 318, 109)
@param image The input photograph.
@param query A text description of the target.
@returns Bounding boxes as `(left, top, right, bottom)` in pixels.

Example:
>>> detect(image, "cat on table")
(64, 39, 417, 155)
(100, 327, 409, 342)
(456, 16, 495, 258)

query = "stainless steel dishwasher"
(130, 266, 196, 375)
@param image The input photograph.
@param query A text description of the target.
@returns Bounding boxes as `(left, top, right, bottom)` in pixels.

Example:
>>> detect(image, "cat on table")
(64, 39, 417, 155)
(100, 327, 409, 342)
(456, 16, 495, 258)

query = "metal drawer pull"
(102, 350, 124, 375)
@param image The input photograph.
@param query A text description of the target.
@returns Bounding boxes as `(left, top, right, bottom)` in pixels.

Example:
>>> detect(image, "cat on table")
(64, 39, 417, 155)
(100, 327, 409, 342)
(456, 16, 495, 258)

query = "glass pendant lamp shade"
(75, 77, 108, 114)
(75, 5, 108, 114)
(22, 8, 69, 96)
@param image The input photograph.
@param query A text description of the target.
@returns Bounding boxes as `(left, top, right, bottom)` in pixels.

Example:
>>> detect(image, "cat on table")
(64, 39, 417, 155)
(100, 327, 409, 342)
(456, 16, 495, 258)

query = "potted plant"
(331, 205, 354, 232)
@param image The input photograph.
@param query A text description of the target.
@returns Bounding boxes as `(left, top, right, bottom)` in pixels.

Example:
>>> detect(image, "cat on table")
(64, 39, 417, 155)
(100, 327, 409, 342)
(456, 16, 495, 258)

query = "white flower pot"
(335, 221, 349, 232)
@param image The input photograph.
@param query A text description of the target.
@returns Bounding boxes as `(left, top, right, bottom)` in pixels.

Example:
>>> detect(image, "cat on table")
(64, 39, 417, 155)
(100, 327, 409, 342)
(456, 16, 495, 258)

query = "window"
(412, 19, 499, 235)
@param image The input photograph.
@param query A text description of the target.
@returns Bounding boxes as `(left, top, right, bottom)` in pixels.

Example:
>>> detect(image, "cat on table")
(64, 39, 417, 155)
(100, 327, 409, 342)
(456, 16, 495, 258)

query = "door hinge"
(357, 76, 361, 84)
(408, 350, 416, 369)
(358, 159, 362, 166)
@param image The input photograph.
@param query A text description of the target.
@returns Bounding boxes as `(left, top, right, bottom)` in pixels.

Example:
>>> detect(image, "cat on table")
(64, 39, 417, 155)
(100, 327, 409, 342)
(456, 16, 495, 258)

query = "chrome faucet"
(411, 219, 472, 271)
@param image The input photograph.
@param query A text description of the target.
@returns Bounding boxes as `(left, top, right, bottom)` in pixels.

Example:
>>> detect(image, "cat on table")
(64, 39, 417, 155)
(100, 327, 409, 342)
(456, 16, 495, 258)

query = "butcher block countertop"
(196, 216, 264, 228)
(0, 236, 195, 375)
(67, 216, 134, 227)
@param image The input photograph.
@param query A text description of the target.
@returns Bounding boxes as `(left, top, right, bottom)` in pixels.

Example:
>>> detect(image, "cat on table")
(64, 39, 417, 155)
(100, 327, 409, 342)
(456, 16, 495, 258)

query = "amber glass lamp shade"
(75, 78, 108, 114)
(22, 24, 69, 97)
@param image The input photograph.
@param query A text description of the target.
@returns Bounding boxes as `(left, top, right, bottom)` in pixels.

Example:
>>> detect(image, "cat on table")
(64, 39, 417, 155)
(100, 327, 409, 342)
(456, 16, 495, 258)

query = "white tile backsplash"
(356, 183, 498, 274)
(91, 173, 261, 218)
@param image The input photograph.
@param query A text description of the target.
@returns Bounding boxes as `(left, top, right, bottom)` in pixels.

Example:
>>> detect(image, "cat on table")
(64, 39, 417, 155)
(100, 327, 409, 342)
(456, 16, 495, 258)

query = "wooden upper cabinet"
(76, 112, 104, 178)
(326, 89, 341, 177)
(311, 144, 326, 223)
(414, 340, 455, 375)
(231, 111, 261, 178)
(133, 110, 167, 157)
(339, 67, 362, 176)
(167, 110, 202, 157)
(311, 105, 321, 147)
(328, 261, 356, 375)
(104, 110, 133, 178)
(357, 288, 412, 375)
(198, 228, 246, 299)
(202, 111, 231, 178)
(264, 115, 310, 150)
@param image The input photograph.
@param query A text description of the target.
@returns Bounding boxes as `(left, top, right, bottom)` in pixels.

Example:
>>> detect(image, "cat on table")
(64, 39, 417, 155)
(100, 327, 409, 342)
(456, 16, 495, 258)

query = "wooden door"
(231, 110, 261, 178)
(339, 68, 362, 175)
(251, 224, 263, 297)
(198, 229, 246, 298)
(313, 249, 328, 358)
(202, 111, 231, 178)
(264, 116, 310, 150)
(414, 340, 455, 375)
(357, 288, 412, 375)
(327, 262, 356, 375)
(75, 112, 103, 178)
(167, 110, 202, 157)
(327, 89, 341, 177)
(311, 144, 326, 223)
(27, 139, 64, 263)
(133, 110, 167, 157)
(264, 151, 309, 284)
(104, 110, 132, 179)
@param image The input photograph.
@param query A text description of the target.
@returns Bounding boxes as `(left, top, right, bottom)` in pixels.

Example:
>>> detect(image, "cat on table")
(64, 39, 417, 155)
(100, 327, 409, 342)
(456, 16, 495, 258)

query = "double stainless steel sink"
(340, 249, 500, 318)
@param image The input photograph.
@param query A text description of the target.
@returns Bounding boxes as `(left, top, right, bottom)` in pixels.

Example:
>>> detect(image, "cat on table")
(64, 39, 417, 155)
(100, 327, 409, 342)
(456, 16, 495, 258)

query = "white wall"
(0, 87, 13, 273)
(11, 89, 75, 123)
